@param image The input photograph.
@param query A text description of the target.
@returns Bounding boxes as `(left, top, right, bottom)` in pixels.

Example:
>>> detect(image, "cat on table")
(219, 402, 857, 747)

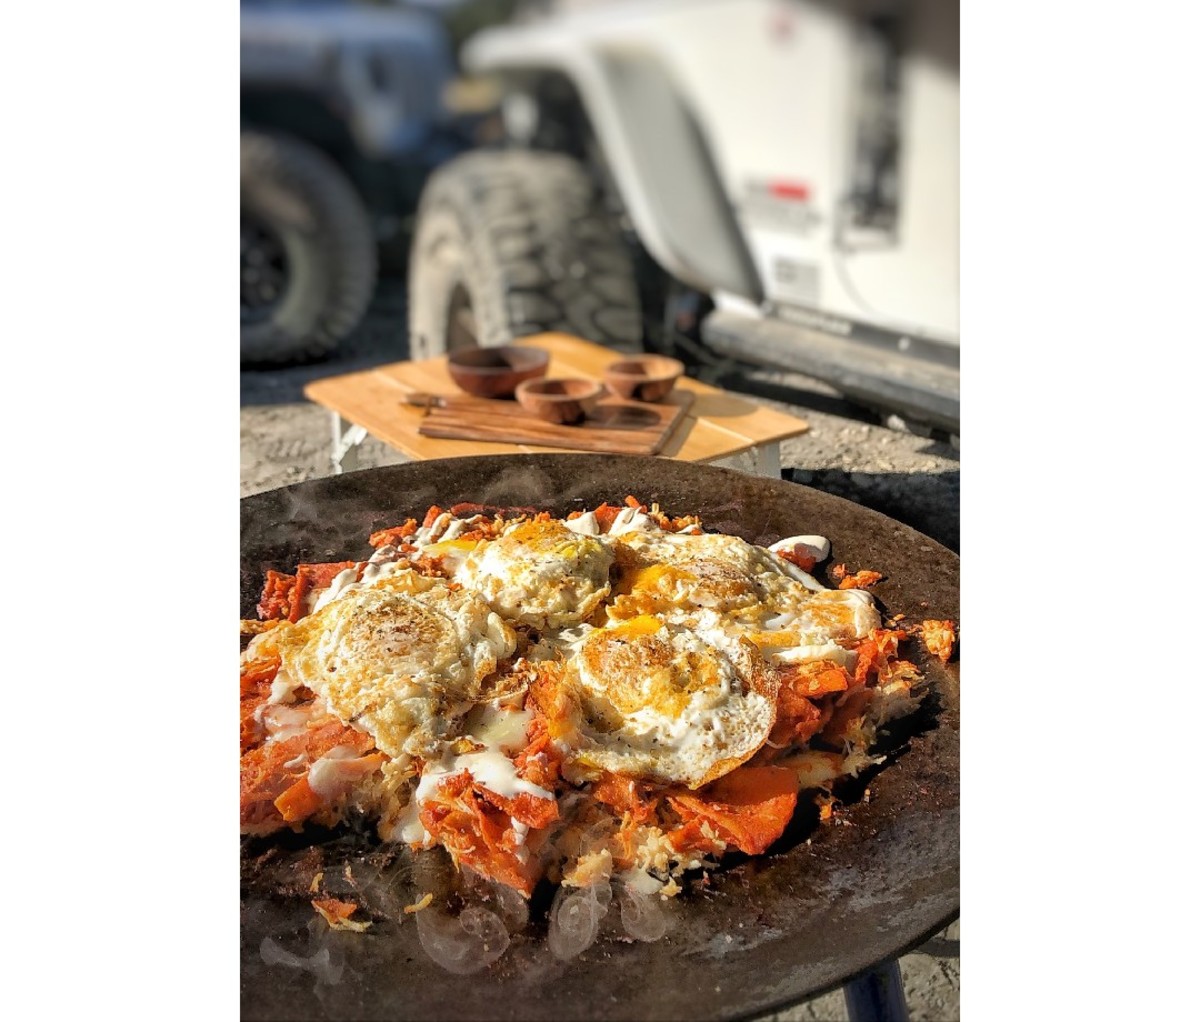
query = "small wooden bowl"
(515, 378, 604, 425)
(602, 355, 685, 402)
(446, 346, 549, 398)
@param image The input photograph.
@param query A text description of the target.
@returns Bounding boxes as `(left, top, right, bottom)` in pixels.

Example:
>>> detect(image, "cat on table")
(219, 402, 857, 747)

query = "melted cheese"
(391, 701, 549, 845)
(608, 508, 658, 536)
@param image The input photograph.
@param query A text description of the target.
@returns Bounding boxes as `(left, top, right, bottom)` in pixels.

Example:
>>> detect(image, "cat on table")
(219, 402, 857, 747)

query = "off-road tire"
(407, 150, 642, 358)
(240, 130, 377, 364)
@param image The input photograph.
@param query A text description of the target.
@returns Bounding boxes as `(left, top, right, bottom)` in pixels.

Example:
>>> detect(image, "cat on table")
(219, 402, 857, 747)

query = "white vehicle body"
(465, 0, 959, 429)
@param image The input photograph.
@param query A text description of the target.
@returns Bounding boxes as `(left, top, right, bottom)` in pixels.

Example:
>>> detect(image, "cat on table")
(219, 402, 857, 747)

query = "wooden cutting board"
(415, 391, 695, 455)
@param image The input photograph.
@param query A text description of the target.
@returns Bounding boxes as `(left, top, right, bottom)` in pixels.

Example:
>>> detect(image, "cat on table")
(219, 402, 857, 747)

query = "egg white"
(562, 616, 778, 789)
(460, 518, 614, 630)
(266, 568, 516, 760)
(608, 529, 823, 619)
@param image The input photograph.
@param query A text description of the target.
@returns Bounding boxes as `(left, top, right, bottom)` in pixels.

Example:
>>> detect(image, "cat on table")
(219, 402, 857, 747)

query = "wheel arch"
(241, 87, 361, 170)
(241, 87, 383, 215)
(464, 35, 762, 304)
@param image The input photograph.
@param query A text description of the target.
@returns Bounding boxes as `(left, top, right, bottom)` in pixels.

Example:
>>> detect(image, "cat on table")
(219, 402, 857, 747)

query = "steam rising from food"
(260, 937, 344, 986)
(548, 883, 612, 960)
(414, 905, 511, 975)
(618, 883, 668, 943)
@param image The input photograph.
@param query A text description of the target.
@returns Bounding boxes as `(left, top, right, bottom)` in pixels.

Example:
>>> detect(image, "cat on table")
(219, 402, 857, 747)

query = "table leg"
(753, 442, 782, 478)
(842, 959, 909, 1022)
(330, 413, 368, 475)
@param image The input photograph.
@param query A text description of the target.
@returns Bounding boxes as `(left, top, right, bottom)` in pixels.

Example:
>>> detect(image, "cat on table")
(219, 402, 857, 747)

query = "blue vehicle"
(240, 1, 473, 363)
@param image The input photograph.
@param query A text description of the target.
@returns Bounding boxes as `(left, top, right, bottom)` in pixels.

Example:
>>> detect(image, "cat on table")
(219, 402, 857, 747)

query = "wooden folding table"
(303, 333, 809, 478)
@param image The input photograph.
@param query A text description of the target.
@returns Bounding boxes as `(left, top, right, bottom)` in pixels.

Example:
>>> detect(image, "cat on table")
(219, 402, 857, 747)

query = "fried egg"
(561, 615, 779, 789)
(744, 578, 880, 652)
(606, 526, 880, 674)
(264, 569, 516, 760)
(608, 529, 823, 620)
(460, 518, 614, 630)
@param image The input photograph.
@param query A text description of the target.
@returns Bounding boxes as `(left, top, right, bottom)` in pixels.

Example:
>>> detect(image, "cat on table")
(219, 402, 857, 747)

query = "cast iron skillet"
(240, 454, 959, 1021)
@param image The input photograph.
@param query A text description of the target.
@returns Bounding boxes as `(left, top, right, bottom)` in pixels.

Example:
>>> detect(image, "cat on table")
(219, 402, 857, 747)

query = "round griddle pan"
(240, 454, 959, 1021)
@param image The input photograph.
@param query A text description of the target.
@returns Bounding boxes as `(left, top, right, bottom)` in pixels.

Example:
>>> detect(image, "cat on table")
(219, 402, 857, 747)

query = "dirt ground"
(240, 276, 961, 1020)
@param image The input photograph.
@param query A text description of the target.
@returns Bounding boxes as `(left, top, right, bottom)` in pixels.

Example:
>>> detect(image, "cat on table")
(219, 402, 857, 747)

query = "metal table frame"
(326, 410, 784, 478)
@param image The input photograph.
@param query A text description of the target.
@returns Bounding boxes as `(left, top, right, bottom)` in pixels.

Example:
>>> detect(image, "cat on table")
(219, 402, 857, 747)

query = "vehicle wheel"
(408, 149, 642, 358)
(240, 130, 377, 364)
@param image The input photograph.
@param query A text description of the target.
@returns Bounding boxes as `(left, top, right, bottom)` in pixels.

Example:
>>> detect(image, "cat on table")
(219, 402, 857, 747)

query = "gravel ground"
(240, 275, 961, 1020)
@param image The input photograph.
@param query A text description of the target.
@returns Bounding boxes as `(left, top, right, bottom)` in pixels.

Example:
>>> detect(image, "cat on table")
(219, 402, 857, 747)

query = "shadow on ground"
(705, 367, 881, 425)
(786, 468, 960, 553)
(240, 276, 411, 407)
